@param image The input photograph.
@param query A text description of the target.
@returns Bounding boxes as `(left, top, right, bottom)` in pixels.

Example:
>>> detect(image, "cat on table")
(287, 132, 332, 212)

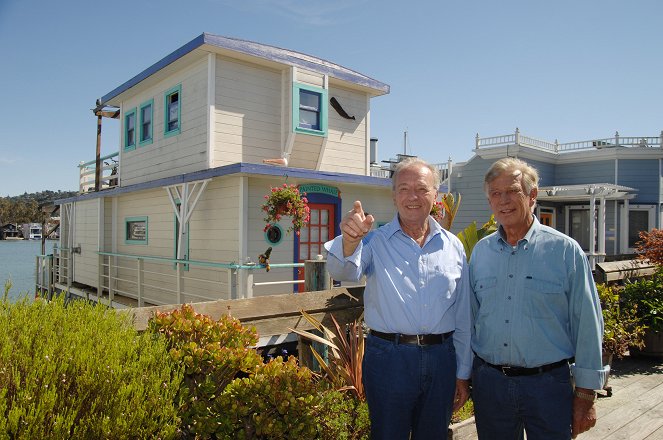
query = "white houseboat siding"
(119, 58, 210, 187)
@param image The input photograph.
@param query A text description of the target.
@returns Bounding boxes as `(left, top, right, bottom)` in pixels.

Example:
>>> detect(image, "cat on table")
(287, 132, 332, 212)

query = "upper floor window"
(124, 108, 136, 151)
(292, 83, 327, 137)
(164, 85, 181, 137)
(139, 99, 153, 146)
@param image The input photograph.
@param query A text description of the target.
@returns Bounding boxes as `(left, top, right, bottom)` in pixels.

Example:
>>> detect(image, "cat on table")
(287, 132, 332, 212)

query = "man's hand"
(572, 394, 597, 438)
(340, 201, 375, 257)
(453, 379, 470, 412)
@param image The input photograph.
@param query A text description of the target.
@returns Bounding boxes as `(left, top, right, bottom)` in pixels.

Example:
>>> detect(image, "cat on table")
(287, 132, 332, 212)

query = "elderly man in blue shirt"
(470, 157, 607, 439)
(324, 157, 472, 440)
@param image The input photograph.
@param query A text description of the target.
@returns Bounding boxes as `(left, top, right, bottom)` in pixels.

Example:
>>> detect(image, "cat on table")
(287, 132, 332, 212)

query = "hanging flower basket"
(262, 184, 310, 235)
(430, 201, 445, 225)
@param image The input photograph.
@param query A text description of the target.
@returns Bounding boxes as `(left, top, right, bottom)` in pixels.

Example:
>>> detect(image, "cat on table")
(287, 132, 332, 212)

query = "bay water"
(0, 240, 55, 302)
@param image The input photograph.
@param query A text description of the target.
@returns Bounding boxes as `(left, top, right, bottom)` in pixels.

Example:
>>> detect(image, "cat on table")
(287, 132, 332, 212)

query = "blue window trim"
(138, 99, 154, 147)
(292, 82, 327, 137)
(125, 216, 148, 245)
(124, 108, 137, 151)
(164, 84, 182, 138)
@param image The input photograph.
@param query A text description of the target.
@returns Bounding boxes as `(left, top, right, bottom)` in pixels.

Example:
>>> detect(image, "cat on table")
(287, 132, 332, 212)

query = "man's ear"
(529, 188, 538, 205)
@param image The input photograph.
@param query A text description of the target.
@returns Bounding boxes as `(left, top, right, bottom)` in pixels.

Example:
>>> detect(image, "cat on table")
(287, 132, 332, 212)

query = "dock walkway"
(584, 355, 663, 439)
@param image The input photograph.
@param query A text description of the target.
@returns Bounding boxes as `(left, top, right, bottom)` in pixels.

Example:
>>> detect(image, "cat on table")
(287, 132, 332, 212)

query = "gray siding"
(618, 159, 660, 204)
(554, 160, 615, 185)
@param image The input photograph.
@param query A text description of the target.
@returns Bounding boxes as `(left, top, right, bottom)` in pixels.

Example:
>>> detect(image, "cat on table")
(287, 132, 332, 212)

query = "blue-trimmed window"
(292, 83, 327, 136)
(125, 216, 148, 245)
(124, 108, 137, 151)
(139, 99, 153, 146)
(164, 85, 181, 137)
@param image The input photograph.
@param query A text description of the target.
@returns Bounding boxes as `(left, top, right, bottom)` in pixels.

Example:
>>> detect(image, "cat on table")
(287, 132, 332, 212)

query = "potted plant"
(262, 183, 310, 236)
(596, 283, 646, 360)
(621, 269, 663, 357)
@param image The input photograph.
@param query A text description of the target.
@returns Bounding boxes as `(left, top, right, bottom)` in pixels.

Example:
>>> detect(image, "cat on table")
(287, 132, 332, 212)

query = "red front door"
(296, 203, 335, 291)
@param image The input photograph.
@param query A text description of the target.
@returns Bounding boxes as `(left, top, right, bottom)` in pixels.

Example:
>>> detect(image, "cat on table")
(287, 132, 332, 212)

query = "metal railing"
(79, 152, 119, 193)
(476, 129, 662, 153)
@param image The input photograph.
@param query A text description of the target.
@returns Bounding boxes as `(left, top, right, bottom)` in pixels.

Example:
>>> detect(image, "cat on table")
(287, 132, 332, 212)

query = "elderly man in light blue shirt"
(470, 157, 607, 440)
(325, 157, 472, 440)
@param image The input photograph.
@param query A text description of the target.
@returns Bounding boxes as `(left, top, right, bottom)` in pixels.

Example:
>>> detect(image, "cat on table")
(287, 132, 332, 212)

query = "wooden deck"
(449, 355, 663, 440)
(584, 354, 663, 439)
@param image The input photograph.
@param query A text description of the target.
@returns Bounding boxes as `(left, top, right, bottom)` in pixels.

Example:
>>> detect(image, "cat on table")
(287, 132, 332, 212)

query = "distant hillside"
(0, 190, 78, 224)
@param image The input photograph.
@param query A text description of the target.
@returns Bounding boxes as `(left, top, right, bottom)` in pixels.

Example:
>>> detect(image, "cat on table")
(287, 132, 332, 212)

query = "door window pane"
(629, 211, 649, 248)
(570, 210, 590, 251)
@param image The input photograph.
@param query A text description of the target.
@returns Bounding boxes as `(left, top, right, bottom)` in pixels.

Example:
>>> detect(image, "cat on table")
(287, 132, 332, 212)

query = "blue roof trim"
(100, 33, 389, 104)
(55, 163, 392, 204)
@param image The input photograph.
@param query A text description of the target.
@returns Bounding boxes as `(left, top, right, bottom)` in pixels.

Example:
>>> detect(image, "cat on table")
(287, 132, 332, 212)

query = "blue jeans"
(471, 357, 574, 440)
(362, 333, 457, 440)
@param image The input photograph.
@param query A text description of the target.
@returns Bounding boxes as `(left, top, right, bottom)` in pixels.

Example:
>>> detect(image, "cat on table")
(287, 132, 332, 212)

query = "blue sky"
(1, 0, 662, 197)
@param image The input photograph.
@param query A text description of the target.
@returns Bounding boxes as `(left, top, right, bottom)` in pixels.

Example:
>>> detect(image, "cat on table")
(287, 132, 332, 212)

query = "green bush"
(214, 356, 323, 439)
(316, 389, 370, 440)
(148, 304, 263, 437)
(0, 295, 182, 440)
(622, 268, 663, 332)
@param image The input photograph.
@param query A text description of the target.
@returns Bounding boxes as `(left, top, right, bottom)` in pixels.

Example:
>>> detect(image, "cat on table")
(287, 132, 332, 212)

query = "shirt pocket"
(473, 276, 497, 314)
(523, 277, 567, 319)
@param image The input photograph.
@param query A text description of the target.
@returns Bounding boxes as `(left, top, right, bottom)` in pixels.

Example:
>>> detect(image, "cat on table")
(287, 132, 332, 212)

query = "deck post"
(176, 264, 182, 304)
(304, 259, 330, 292)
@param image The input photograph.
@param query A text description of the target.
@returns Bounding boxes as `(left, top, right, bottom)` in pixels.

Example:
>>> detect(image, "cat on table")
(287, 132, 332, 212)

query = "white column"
(589, 190, 597, 269)
(598, 197, 606, 262)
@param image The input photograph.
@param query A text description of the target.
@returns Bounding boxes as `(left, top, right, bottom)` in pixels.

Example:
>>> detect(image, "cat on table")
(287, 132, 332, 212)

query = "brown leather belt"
(370, 330, 454, 346)
(479, 357, 569, 376)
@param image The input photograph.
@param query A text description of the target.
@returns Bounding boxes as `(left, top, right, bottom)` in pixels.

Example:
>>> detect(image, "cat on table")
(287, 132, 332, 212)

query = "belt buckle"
(501, 366, 512, 376)
(416, 334, 424, 346)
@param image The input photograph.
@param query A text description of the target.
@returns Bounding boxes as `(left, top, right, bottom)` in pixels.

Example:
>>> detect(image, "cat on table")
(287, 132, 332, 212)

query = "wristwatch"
(574, 389, 597, 402)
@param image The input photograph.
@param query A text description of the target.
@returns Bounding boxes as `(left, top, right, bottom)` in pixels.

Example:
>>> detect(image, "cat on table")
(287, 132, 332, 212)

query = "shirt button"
(505, 320, 509, 323)
(508, 274, 513, 278)
(507, 296, 512, 300)
(511, 251, 516, 255)
(503, 343, 508, 347)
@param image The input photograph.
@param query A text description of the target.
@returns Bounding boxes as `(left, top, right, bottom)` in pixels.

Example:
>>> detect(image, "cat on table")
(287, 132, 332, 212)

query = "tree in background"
(636, 228, 663, 266)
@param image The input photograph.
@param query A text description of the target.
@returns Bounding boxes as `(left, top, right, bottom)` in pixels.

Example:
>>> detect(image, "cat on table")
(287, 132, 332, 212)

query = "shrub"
(597, 283, 646, 357)
(0, 295, 182, 439)
(316, 389, 370, 440)
(148, 305, 263, 437)
(215, 356, 323, 439)
(621, 268, 663, 332)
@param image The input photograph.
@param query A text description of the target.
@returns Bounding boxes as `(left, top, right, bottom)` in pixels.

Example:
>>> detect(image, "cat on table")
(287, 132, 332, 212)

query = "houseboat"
(44, 33, 436, 308)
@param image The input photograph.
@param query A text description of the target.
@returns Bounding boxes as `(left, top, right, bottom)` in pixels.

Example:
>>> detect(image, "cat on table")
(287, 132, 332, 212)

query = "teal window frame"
(138, 99, 154, 146)
(292, 83, 327, 137)
(264, 224, 284, 245)
(124, 108, 137, 151)
(173, 202, 190, 271)
(164, 84, 182, 137)
(125, 216, 148, 245)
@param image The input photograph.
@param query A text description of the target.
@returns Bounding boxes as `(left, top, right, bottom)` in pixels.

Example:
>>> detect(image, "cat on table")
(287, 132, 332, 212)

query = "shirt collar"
(382, 214, 443, 244)
(497, 215, 540, 247)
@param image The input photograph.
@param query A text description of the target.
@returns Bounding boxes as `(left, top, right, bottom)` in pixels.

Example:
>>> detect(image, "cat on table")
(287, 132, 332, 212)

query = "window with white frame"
(139, 99, 153, 146)
(164, 85, 181, 137)
(292, 83, 327, 136)
(124, 108, 136, 151)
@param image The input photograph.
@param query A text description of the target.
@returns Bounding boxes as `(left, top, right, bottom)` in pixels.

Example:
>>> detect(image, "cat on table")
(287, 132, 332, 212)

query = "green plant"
(596, 283, 646, 357)
(316, 389, 370, 440)
(215, 356, 323, 439)
(450, 399, 474, 424)
(430, 193, 462, 231)
(262, 183, 310, 235)
(0, 295, 182, 439)
(457, 215, 498, 261)
(622, 268, 663, 332)
(148, 304, 263, 438)
(290, 311, 365, 400)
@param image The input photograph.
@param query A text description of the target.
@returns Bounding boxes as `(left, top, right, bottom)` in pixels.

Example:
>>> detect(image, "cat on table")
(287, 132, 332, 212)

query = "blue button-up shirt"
(470, 216, 607, 390)
(324, 215, 472, 379)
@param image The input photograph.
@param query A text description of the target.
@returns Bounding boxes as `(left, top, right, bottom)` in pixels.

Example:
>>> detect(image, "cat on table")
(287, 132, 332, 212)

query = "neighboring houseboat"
(449, 128, 663, 268)
(1, 224, 24, 240)
(48, 33, 411, 307)
(23, 223, 42, 240)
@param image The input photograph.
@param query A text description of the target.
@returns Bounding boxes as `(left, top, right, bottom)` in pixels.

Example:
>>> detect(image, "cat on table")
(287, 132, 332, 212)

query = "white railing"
(79, 152, 119, 193)
(476, 129, 663, 153)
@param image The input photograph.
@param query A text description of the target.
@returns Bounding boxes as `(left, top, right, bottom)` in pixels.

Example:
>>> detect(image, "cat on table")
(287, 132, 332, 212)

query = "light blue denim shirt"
(324, 215, 473, 380)
(470, 216, 608, 390)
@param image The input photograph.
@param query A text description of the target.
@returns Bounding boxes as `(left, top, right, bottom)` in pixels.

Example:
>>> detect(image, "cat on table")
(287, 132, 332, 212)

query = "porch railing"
(78, 151, 119, 193)
(476, 129, 663, 153)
